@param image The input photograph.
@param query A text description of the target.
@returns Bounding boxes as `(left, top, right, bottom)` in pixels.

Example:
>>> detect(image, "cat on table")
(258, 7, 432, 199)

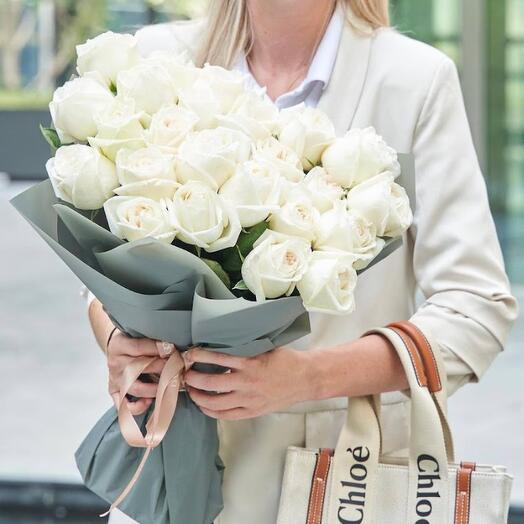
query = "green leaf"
(220, 222, 268, 272)
(40, 124, 62, 150)
(221, 248, 243, 272)
(237, 221, 268, 256)
(202, 258, 231, 289)
(233, 279, 248, 291)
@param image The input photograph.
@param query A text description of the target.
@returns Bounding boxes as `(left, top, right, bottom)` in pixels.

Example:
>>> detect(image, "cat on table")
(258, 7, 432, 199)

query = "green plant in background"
(145, 0, 208, 20)
(52, 0, 107, 80)
(0, 0, 37, 91)
(0, 88, 52, 109)
(0, 0, 107, 109)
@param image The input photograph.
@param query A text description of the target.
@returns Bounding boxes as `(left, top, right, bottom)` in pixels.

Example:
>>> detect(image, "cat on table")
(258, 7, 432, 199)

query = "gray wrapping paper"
(11, 180, 310, 524)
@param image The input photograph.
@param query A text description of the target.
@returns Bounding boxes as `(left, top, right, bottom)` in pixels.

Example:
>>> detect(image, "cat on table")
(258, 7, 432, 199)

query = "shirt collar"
(235, 5, 344, 98)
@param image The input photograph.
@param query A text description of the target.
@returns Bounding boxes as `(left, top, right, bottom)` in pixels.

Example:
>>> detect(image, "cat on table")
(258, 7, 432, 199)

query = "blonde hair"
(196, 0, 389, 68)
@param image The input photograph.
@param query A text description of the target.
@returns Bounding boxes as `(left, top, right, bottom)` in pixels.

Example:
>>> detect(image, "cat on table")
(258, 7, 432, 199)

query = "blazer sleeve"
(408, 56, 518, 392)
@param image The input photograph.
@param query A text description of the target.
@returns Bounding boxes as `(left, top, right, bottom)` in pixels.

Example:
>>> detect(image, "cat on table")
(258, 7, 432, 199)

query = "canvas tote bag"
(276, 321, 513, 524)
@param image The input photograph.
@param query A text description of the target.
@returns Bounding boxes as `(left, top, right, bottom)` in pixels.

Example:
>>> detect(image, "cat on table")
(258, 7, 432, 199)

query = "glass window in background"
(505, 0, 524, 215)
(499, 0, 524, 282)
(390, 0, 462, 66)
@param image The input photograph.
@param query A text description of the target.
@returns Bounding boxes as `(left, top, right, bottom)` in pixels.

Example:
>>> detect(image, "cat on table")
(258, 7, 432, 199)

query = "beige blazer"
(108, 18, 519, 524)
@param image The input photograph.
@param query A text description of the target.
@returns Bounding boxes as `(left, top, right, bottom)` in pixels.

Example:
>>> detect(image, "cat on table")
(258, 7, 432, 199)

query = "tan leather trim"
(306, 449, 333, 524)
(385, 327, 429, 389)
(388, 321, 443, 393)
(454, 461, 476, 524)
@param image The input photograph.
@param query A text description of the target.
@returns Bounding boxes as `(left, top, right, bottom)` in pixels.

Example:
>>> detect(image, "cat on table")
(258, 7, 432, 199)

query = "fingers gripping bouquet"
(12, 30, 413, 524)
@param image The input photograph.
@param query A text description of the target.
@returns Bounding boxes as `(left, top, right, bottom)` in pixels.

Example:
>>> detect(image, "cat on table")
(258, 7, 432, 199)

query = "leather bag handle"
(387, 320, 455, 462)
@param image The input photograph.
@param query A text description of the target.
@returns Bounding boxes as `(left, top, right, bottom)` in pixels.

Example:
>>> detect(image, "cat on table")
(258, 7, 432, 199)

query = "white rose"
(314, 200, 385, 269)
(278, 104, 335, 170)
(88, 97, 147, 161)
(239, 160, 284, 205)
(76, 31, 140, 87)
(321, 127, 400, 188)
(241, 230, 312, 301)
(268, 197, 320, 242)
(49, 76, 113, 143)
(104, 196, 175, 243)
(114, 146, 178, 200)
(46, 144, 118, 210)
(217, 90, 279, 140)
(145, 105, 199, 152)
(252, 137, 305, 184)
(177, 79, 222, 130)
(384, 182, 413, 237)
(146, 50, 199, 93)
(298, 166, 344, 212)
(201, 64, 247, 112)
(219, 160, 281, 227)
(166, 181, 241, 252)
(296, 251, 358, 314)
(116, 62, 176, 114)
(176, 127, 251, 189)
(346, 172, 411, 237)
(177, 65, 246, 130)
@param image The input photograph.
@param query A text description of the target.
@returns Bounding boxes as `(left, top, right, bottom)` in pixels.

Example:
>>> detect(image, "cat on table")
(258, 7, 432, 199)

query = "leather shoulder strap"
(385, 327, 428, 389)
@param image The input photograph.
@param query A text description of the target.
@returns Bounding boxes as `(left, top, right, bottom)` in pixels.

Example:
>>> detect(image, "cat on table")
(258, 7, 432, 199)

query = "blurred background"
(0, 0, 523, 522)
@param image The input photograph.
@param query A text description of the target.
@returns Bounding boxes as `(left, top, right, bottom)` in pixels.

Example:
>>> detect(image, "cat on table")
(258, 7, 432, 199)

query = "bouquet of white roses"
(13, 30, 413, 524)
(44, 30, 411, 315)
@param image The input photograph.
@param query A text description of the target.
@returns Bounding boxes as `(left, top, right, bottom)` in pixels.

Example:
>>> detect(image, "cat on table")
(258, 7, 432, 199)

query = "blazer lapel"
(318, 21, 373, 134)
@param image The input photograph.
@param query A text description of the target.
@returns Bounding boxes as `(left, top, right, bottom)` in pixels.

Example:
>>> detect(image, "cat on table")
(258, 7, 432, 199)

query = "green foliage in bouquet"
(215, 221, 269, 288)
(39, 125, 62, 151)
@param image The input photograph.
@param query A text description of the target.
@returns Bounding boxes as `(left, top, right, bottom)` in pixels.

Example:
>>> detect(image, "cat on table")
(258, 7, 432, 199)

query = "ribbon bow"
(100, 343, 187, 517)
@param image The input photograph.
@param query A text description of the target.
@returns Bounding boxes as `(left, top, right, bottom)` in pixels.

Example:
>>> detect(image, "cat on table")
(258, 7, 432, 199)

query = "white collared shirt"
(235, 7, 344, 109)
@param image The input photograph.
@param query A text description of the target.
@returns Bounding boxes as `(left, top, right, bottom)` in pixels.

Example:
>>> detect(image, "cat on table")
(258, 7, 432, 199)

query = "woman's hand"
(184, 334, 408, 421)
(184, 346, 317, 420)
(89, 300, 172, 416)
(106, 330, 168, 416)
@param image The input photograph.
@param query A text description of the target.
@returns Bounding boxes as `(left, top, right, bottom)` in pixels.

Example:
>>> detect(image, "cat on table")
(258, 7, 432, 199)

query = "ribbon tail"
(99, 445, 153, 518)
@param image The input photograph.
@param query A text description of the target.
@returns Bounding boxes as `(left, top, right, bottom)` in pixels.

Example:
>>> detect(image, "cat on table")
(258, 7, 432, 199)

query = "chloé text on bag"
(338, 446, 370, 524)
(415, 454, 442, 523)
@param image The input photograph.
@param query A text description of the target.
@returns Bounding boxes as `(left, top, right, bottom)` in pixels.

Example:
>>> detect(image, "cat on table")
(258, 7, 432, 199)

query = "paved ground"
(1, 181, 523, 506)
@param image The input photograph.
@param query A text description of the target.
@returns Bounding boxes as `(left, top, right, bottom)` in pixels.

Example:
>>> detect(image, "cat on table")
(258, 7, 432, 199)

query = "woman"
(87, 1, 518, 522)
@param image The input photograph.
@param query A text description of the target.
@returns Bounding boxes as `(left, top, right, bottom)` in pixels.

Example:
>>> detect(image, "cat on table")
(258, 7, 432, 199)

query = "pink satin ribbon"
(100, 344, 187, 517)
